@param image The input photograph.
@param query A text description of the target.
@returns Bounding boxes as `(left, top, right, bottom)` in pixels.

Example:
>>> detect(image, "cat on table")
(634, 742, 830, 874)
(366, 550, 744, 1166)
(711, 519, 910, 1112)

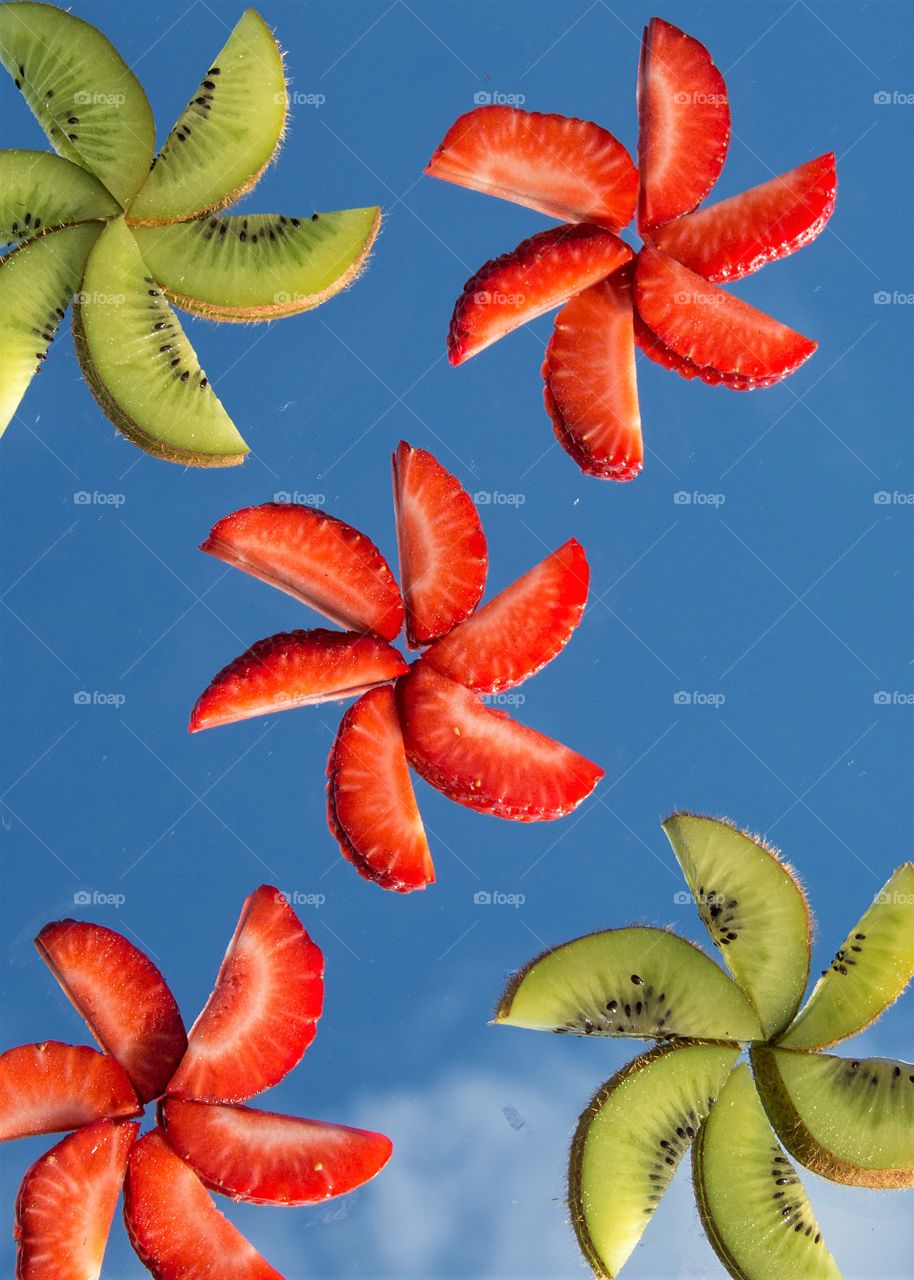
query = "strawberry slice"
(188, 628, 408, 732)
(15, 1118, 139, 1280)
(160, 1098, 392, 1205)
(650, 153, 837, 281)
(637, 17, 730, 229)
(396, 663, 603, 821)
(392, 442, 488, 648)
(635, 247, 817, 381)
(327, 685, 435, 893)
(0, 1042, 139, 1142)
(35, 921, 186, 1105)
(166, 885, 324, 1103)
(542, 270, 643, 480)
(448, 224, 632, 364)
(426, 104, 638, 231)
(632, 304, 780, 390)
(424, 540, 589, 692)
(200, 503, 404, 641)
(124, 1129, 282, 1280)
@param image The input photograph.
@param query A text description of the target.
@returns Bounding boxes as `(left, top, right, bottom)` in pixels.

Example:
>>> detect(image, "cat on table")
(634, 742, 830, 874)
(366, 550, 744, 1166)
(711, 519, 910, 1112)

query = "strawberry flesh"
(426, 104, 638, 230)
(637, 17, 730, 229)
(424, 540, 589, 692)
(188, 628, 408, 731)
(0, 1042, 139, 1142)
(35, 921, 186, 1105)
(160, 1098, 392, 1206)
(397, 662, 603, 821)
(167, 885, 324, 1103)
(448, 224, 632, 364)
(633, 303, 780, 390)
(392, 442, 487, 648)
(327, 685, 435, 893)
(200, 503, 404, 641)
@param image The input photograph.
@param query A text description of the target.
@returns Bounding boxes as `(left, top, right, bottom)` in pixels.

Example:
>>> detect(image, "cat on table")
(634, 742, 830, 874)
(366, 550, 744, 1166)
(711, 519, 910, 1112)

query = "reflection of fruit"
(0, 5, 379, 462)
(3, 888, 391, 1277)
(428, 17, 836, 481)
(192, 443, 603, 891)
(496, 813, 914, 1279)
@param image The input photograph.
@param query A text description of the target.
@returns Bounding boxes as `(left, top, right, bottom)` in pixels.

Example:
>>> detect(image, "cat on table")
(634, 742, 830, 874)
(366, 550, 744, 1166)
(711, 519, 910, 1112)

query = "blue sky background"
(1, 1, 913, 1276)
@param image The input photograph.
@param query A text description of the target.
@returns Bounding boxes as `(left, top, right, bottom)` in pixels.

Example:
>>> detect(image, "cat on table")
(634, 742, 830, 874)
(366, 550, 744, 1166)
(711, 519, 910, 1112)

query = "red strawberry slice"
(632, 304, 780, 390)
(424, 540, 589, 692)
(426, 104, 638, 231)
(637, 17, 730, 229)
(200, 503, 404, 641)
(0, 1042, 139, 1142)
(542, 270, 643, 480)
(15, 1118, 139, 1280)
(392, 441, 488, 648)
(650, 153, 837, 282)
(448, 224, 632, 364)
(635, 247, 817, 381)
(396, 663, 603, 821)
(327, 685, 435, 893)
(160, 1098, 392, 1205)
(167, 885, 324, 1103)
(35, 921, 186, 1105)
(188, 628, 408, 732)
(124, 1129, 282, 1280)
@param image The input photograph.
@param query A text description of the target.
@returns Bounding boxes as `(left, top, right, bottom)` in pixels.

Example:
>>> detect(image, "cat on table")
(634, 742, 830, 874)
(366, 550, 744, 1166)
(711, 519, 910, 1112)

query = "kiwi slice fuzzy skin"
(495, 926, 763, 1043)
(0, 2, 154, 205)
(127, 9, 286, 226)
(693, 1064, 841, 1280)
(0, 221, 101, 434)
(74, 219, 247, 466)
(778, 863, 914, 1051)
(569, 1042, 740, 1279)
(752, 1046, 914, 1188)
(662, 813, 811, 1039)
(131, 207, 381, 321)
(0, 150, 119, 245)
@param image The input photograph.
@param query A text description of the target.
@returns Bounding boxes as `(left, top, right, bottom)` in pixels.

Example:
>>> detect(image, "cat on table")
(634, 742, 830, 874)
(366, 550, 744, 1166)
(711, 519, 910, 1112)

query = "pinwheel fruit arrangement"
(496, 814, 914, 1279)
(190, 441, 603, 892)
(1, 885, 392, 1277)
(427, 16, 837, 480)
(0, 3, 379, 463)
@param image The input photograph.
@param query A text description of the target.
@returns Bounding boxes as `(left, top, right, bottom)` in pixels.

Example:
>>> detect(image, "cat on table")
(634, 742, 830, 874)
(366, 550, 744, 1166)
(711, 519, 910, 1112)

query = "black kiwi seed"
(67, 116, 79, 125)
(631, 974, 644, 986)
(202, 79, 216, 90)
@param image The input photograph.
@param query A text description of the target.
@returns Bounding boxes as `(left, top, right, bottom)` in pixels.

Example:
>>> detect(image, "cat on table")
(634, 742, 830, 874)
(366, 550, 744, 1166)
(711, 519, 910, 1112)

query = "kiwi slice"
(778, 863, 914, 1050)
(131, 207, 381, 321)
(569, 1042, 739, 1278)
(0, 150, 119, 245)
(693, 1064, 841, 1280)
(495, 926, 762, 1042)
(0, 2, 154, 206)
(752, 1045, 914, 1188)
(662, 813, 811, 1039)
(0, 221, 101, 433)
(74, 219, 248, 466)
(127, 10, 286, 225)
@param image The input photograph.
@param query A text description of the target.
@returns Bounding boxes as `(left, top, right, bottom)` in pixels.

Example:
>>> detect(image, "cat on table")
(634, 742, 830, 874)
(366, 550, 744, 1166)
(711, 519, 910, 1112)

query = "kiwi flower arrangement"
(495, 814, 914, 1280)
(0, 2, 380, 464)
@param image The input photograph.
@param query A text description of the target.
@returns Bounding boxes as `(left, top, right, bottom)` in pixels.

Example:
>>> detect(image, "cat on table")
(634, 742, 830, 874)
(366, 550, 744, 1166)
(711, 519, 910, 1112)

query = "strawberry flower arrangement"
(1, 886, 392, 1278)
(427, 16, 837, 480)
(190, 442, 603, 892)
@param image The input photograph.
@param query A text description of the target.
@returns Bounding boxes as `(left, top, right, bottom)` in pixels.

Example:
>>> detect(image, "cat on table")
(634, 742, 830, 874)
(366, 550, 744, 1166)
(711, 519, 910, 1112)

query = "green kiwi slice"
(752, 1045, 914, 1188)
(73, 219, 248, 466)
(778, 863, 914, 1050)
(495, 926, 762, 1042)
(0, 221, 101, 434)
(693, 1064, 841, 1280)
(662, 813, 811, 1039)
(569, 1042, 739, 1278)
(0, 2, 154, 206)
(0, 150, 119, 245)
(127, 9, 286, 225)
(130, 207, 381, 321)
